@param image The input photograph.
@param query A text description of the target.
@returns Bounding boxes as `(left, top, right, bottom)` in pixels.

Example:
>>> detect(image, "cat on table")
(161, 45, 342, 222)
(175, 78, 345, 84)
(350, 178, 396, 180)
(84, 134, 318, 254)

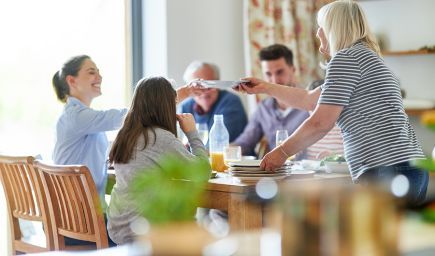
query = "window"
(0, 0, 128, 159)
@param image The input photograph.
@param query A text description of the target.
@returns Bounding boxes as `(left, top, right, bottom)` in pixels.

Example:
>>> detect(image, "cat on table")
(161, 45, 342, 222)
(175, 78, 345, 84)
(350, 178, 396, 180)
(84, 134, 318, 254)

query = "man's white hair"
(183, 61, 220, 83)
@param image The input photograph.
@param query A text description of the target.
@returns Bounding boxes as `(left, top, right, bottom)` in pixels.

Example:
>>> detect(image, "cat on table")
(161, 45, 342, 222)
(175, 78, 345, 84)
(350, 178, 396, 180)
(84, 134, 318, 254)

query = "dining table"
(107, 168, 352, 231)
(199, 172, 352, 231)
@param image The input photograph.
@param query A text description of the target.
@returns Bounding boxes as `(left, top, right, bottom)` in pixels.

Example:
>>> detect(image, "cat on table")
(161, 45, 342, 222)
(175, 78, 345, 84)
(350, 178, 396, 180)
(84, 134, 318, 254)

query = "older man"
(180, 61, 247, 142)
(233, 44, 310, 156)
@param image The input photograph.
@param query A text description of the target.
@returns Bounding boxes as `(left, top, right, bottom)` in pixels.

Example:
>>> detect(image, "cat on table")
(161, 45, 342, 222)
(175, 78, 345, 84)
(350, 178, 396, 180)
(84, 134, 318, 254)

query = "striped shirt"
(305, 125, 344, 160)
(318, 41, 425, 181)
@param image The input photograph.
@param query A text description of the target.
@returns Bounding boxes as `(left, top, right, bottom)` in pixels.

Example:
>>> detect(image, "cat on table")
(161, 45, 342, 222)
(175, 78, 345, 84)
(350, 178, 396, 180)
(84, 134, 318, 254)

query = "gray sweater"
(107, 127, 208, 244)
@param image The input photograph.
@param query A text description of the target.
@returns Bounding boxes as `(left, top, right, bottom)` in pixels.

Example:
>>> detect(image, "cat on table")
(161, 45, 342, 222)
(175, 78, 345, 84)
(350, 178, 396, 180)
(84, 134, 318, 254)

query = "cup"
(275, 130, 288, 148)
(223, 146, 242, 166)
(196, 123, 209, 145)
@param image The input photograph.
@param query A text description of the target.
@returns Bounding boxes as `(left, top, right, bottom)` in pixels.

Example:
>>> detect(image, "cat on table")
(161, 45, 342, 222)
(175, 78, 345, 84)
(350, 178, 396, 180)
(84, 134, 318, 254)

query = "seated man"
(233, 44, 309, 156)
(180, 61, 247, 142)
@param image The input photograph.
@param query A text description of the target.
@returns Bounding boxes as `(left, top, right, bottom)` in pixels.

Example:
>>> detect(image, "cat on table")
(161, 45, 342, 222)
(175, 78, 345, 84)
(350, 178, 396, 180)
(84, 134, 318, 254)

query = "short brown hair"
(259, 44, 294, 66)
(109, 77, 177, 164)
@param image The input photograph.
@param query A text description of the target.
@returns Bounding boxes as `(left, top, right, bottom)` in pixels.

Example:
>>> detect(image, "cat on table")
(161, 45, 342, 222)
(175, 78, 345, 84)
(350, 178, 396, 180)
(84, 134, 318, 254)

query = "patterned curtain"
(244, 0, 332, 88)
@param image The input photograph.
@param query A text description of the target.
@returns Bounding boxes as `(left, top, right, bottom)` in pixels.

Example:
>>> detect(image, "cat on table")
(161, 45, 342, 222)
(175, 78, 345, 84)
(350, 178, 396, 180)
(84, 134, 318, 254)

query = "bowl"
(323, 161, 349, 174)
(301, 160, 321, 170)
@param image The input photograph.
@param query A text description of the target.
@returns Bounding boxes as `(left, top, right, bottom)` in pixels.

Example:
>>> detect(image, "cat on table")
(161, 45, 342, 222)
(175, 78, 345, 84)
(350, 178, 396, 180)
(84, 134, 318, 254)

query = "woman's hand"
(176, 85, 192, 103)
(260, 147, 288, 172)
(234, 77, 272, 95)
(177, 113, 197, 133)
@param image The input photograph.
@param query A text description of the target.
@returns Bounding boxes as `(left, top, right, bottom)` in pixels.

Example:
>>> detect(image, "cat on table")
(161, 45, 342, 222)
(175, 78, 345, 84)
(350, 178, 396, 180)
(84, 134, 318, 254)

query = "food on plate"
(322, 154, 346, 164)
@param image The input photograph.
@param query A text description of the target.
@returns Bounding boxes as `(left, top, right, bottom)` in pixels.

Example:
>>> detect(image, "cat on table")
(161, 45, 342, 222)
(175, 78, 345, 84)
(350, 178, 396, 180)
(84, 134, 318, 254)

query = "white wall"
(144, 0, 245, 84)
(166, 0, 245, 84)
(360, 0, 435, 101)
(359, 0, 435, 155)
(143, 0, 248, 109)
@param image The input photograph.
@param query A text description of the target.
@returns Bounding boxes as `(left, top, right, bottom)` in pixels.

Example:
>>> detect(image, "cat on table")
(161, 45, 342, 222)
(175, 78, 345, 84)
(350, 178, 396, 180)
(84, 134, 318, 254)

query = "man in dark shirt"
(180, 61, 247, 142)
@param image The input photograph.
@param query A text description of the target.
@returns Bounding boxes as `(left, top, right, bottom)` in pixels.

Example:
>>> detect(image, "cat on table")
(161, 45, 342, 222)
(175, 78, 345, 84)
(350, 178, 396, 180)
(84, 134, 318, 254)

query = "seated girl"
(107, 77, 210, 245)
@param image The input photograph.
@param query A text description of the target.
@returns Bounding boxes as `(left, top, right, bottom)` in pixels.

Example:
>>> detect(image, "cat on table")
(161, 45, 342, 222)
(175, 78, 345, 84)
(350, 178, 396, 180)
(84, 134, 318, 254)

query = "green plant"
(415, 110, 435, 172)
(320, 154, 346, 166)
(129, 154, 211, 225)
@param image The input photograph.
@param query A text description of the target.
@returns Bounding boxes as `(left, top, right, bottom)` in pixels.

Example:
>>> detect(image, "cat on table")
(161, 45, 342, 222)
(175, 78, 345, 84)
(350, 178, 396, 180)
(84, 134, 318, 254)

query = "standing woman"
(239, 0, 428, 206)
(52, 55, 128, 206)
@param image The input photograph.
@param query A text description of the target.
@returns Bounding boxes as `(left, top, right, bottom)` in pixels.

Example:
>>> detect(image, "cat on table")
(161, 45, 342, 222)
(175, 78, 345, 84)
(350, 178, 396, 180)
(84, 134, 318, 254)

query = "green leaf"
(414, 158, 435, 172)
(128, 154, 211, 224)
(421, 207, 435, 223)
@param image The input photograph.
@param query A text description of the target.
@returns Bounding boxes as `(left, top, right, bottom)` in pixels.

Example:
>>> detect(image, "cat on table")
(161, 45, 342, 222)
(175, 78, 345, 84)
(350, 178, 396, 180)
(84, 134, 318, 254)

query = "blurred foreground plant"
(129, 154, 210, 225)
(416, 110, 435, 222)
(416, 110, 435, 171)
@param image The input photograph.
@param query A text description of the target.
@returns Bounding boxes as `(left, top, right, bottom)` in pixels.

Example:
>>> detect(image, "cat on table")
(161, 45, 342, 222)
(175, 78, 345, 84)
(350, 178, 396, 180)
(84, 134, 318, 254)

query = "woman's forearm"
(281, 117, 332, 157)
(267, 85, 320, 111)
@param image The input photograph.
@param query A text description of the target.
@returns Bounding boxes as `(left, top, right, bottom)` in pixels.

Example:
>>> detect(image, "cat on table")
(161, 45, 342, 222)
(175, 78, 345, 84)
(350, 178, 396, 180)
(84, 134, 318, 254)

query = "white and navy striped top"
(318, 41, 425, 181)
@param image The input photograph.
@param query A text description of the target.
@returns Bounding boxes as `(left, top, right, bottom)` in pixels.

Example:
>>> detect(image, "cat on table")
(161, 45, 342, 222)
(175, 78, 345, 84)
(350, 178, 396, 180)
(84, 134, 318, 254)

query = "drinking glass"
(196, 123, 209, 145)
(275, 130, 288, 148)
(223, 145, 242, 166)
(177, 123, 189, 145)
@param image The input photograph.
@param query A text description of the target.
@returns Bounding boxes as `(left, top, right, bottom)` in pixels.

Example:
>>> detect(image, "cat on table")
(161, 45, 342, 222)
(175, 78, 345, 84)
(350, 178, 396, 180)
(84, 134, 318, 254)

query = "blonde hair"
(317, 0, 380, 57)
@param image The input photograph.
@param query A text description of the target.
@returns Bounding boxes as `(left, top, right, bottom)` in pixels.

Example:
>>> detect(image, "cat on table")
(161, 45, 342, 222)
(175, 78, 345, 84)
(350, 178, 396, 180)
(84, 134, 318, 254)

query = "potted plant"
(128, 154, 215, 254)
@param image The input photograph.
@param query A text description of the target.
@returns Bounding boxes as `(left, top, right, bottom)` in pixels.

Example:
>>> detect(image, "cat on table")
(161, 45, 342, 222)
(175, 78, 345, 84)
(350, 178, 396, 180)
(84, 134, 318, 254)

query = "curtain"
(244, 0, 332, 88)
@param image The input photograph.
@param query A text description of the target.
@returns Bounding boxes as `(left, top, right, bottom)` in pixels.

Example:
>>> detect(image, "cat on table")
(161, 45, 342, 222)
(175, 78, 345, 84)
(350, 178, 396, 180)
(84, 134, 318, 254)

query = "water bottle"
(209, 115, 229, 172)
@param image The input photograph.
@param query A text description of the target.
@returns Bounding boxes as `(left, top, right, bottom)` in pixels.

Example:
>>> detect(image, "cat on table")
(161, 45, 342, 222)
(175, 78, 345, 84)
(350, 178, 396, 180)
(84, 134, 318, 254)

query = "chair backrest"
(256, 136, 269, 159)
(33, 160, 109, 250)
(0, 154, 54, 253)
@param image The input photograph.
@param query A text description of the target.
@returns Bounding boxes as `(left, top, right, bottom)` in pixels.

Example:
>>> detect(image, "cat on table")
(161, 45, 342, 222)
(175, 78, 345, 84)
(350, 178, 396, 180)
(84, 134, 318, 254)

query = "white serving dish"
(323, 161, 349, 174)
(300, 160, 321, 170)
(196, 80, 248, 90)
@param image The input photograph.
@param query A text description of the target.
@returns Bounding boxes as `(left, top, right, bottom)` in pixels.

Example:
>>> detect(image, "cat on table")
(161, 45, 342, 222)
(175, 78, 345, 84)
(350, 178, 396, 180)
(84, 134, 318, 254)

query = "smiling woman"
(0, 1, 128, 254)
(52, 55, 127, 209)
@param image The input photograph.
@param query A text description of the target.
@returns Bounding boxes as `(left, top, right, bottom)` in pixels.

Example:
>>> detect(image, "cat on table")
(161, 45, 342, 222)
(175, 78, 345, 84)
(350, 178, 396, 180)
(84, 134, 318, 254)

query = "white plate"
(291, 170, 316, 176)
(228, 166, 264, 172)
(324, 161, 349, 174)
(300, 160, 322, 170)
(228, 159, 293, 168)
(227, 159, 262, 167)
(197, 80, 248, 90)
(234, 174, 289, 183)
(230, 170, 289, 177)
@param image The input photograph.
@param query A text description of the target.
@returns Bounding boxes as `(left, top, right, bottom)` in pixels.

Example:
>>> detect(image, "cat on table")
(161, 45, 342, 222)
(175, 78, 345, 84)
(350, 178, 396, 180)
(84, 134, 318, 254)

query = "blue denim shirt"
(53, 97, 127, 206)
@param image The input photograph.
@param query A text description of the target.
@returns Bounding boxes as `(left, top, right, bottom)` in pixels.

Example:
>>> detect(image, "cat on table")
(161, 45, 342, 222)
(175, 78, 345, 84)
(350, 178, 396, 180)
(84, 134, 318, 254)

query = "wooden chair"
(33, 160, 109, 250)
(256, 136, 269, 159)
(0, 154, 54, 254)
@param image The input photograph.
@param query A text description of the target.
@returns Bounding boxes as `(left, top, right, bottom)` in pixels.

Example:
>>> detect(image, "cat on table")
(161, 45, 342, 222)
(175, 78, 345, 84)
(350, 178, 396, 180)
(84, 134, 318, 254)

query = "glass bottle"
(209, 115, 229, 172)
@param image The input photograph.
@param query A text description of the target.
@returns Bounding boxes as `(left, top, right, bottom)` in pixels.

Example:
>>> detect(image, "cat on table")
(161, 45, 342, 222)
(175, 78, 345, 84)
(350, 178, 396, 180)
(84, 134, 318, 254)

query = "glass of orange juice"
(210, 152, 226, 172)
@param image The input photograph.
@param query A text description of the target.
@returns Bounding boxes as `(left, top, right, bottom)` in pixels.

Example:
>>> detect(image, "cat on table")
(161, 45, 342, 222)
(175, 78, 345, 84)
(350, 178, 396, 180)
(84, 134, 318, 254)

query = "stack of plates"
(226, 160, 291, 182)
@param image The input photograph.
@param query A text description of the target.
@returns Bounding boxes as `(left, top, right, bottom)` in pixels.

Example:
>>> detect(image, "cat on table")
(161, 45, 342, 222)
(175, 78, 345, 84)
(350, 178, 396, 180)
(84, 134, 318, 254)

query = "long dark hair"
(109, 77, 177, 164)
(52, 55, 90, 103)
